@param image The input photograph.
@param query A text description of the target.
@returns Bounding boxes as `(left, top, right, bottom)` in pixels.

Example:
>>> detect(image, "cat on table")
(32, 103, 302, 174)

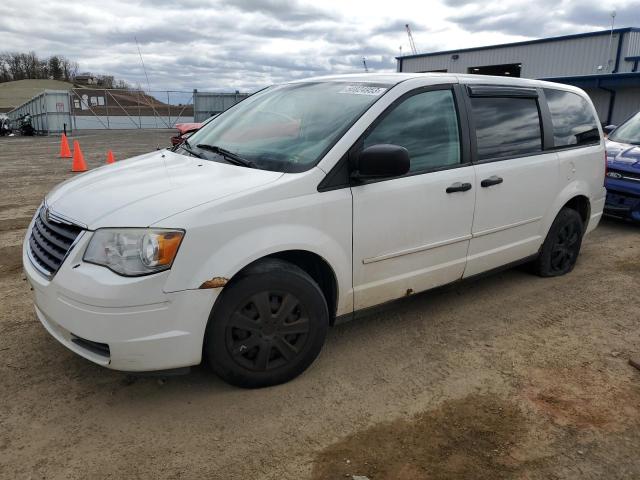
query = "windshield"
(609, 112, 640, 145)
(183, 82, 389, 172)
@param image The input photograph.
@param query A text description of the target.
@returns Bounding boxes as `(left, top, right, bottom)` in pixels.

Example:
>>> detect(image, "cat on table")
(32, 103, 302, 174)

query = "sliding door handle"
(481, 175, 503, 187)
(446, 182, 472, 193)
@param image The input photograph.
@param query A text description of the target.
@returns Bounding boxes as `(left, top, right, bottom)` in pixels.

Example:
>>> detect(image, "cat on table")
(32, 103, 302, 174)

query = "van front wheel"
(204, 259, 329, 388)
(534, 208, 584, 277)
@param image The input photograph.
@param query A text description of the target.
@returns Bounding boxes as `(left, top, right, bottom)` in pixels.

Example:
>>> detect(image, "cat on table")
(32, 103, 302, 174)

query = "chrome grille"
(608, 169, 640, 182)
(28, 207, 83, 277)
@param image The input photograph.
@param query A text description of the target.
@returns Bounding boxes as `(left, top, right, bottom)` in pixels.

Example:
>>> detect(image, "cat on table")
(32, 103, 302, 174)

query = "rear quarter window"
(470, 96, 542, 160)
(543, 89, 600, 148)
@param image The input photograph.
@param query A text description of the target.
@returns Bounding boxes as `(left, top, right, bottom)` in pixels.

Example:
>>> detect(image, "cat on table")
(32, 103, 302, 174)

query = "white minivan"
(23, 73, 606, 388)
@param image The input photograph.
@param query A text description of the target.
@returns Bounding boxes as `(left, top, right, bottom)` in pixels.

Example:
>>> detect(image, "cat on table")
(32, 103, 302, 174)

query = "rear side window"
(543, 89, 600, 147)
(470, 97, 542, 160)
(363, 89, 461, 173)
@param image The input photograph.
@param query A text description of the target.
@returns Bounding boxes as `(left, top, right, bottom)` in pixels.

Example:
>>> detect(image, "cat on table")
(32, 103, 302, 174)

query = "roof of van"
(288, 72, 585, 95)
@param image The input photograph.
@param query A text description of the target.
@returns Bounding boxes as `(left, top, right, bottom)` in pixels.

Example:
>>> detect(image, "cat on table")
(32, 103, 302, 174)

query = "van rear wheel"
(534, 208, 584, 277)
(204, 259, 329, 388)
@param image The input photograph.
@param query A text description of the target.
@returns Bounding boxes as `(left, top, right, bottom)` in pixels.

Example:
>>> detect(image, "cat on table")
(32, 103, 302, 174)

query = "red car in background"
(170, 114, 220, 146)
(170, 122, 203, 146)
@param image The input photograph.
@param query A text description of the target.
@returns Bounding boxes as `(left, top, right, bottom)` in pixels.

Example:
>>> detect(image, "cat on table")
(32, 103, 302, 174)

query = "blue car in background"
(605, 112, 640, 222)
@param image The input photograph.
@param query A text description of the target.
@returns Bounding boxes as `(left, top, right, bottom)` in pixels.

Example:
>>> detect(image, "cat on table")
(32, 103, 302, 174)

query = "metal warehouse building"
(397, 27, 640, 125)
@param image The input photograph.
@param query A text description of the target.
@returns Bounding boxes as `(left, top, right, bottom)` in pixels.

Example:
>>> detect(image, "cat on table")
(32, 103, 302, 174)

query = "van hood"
(606, 139, 640, 173)
(46, 150, 283, 228)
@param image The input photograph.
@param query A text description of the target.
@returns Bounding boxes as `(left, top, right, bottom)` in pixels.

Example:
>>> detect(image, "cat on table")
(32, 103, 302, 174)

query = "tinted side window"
(543, 89, 600, 147)
(363, 89, 461, 173)
(470, 97, 542, 160)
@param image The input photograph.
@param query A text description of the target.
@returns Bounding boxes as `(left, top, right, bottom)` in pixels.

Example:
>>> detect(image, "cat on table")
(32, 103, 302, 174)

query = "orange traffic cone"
(71, 140, 88, 173)
(59, 133, 71, 158)
(106, 150, 115, 164)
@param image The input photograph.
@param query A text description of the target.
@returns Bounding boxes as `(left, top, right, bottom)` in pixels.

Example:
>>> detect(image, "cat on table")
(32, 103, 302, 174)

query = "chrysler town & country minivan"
(23, 73, 606, 388)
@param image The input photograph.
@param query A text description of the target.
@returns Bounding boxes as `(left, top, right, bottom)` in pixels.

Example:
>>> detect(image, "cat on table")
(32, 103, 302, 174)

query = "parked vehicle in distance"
(603, 113, 640, 222)
(23, 74, 606, 388)
(170, 115, 219, 146)
(18, 113, 34, 136)
(170, 122, 202, 146)
(0, 115, 11, 136)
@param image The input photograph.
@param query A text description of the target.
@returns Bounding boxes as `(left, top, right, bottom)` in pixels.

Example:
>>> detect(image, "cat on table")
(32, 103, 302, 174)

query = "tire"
(204, 258, 329, 388)
(533, 208, 584, 277)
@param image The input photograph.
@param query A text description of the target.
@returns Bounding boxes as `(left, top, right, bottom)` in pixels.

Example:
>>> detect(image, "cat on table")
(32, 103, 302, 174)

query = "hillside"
(0, 79, 172, 115)
(0, 79, 74, 112)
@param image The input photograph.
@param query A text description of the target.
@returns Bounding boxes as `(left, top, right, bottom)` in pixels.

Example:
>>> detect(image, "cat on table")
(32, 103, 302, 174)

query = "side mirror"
(603, 125, 617, 135)
(352, 144, 410, 181)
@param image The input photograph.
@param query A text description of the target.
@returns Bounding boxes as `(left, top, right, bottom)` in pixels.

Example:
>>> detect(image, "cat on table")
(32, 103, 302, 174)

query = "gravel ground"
(1, 130, 639, 480)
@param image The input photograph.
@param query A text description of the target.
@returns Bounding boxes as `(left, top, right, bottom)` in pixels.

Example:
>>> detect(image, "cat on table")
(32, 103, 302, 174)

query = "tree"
(113, 78, 131, 90)
(48, 55, 63, 80)
(0, 52, 130, 88)
(0, 53, 11, 82)
(6, 53, 23, 80)
(61, 58, 78, 82)
(0, 52, 79, 83)
(98, 75, 114, 88)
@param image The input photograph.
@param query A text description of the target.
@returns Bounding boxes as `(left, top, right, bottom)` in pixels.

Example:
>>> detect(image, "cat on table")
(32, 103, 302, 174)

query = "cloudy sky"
(2, 0, 640, 93)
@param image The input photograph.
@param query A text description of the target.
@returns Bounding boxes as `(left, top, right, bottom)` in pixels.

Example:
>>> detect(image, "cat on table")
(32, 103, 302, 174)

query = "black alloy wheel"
(549, 221, 581, 273)
(205, 258, 329, 388)
(226, 291, 310, 372)
(534, 208, 584, 277)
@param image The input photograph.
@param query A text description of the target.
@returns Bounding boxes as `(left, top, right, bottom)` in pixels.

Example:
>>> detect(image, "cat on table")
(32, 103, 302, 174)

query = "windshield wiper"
(179, 139, 205, 159)
(196, 144, 257, 168)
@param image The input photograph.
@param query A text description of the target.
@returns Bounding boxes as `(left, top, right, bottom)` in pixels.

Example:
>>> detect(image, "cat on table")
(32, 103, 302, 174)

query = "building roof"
(397, 27, 640, 60)
(0, 79, 74, 112)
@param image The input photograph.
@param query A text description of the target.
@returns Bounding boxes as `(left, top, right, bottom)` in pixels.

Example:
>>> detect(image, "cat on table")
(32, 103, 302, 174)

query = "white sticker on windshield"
(338, 85, 387, 96)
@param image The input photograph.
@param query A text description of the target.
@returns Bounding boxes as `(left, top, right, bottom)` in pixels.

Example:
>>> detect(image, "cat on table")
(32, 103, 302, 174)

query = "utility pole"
(362, 57, 369, 72)
(607, 10, 617, 72)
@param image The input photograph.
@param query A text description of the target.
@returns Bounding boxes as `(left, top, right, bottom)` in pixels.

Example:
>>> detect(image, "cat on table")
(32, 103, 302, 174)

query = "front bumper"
(604, 189, 640, 222)
(23, 229, 218, 372)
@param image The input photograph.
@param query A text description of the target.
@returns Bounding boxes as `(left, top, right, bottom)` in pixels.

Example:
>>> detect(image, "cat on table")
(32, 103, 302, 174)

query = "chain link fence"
(8, 88, 250, 134)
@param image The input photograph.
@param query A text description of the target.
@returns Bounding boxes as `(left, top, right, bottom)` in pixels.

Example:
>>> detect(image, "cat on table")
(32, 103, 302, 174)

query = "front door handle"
(481, 175, 503, 188)
(446, 182, 472, 193)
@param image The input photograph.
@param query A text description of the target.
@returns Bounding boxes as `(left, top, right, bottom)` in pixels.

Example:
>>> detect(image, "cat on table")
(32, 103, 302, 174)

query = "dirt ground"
(1, 130, 640, 480)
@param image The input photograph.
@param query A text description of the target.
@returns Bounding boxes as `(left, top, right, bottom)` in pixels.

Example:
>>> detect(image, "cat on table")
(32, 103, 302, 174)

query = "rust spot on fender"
(199, 277, 229, 289)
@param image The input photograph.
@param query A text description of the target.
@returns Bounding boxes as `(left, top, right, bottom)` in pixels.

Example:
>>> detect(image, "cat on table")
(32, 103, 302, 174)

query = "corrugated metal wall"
(400, 33, 621, 77)
(7, 90, 72, 134)
(611, 87, 640, 123)
(622, 31, 640, 71)
(193, 92, 250, 122)
(583, 88, 611, 123)
(399, 30, 640, 125)
(585, 87, 640, 124)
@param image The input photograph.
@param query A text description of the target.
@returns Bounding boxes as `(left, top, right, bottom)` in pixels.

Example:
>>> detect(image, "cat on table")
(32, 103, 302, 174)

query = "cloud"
(447, 0, 640, 38)
(2, 0, 637, 93)
(220, 0, 338, 22)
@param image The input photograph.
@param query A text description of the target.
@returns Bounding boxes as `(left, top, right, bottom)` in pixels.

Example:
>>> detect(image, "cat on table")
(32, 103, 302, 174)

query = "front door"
(351, 86, 476, 310)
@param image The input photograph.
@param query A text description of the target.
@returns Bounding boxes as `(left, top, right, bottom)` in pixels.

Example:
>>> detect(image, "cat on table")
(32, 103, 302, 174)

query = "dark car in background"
(605, 112, 640, 222)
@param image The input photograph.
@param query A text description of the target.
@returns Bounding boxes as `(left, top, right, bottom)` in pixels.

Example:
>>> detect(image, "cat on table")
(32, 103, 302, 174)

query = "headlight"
(83, 228, 184, 276)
